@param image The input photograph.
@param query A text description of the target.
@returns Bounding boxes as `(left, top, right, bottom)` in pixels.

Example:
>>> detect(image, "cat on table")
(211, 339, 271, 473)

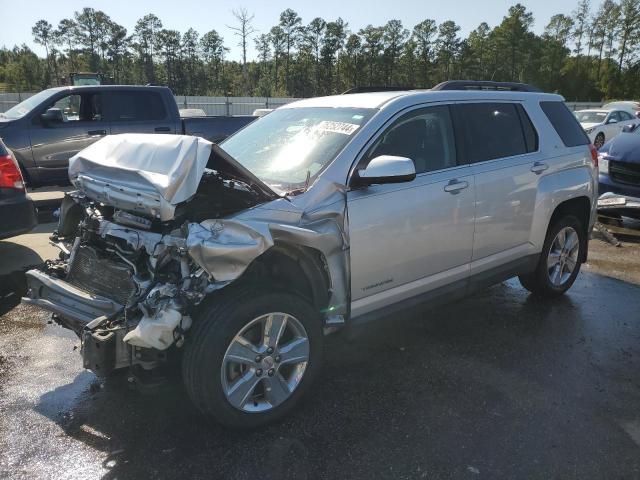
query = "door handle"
(444, 179, 469, 194)
(88, 129, 107, 136)
(530, 161, 549, 174)
(154, 126, 171, 132)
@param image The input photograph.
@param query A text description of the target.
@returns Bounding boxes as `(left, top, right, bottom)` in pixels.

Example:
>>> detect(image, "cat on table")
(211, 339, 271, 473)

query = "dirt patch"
(587, 227, 640, 285)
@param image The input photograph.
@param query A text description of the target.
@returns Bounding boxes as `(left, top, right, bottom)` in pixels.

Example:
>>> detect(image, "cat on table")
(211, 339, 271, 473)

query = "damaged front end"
(22, 134, 350, 381)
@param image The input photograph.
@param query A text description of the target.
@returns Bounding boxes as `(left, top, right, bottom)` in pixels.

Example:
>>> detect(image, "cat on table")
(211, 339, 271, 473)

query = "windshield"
(220, 107, 375, 193)
(575, 111, 607, 124)
(2, 89, 58, 120)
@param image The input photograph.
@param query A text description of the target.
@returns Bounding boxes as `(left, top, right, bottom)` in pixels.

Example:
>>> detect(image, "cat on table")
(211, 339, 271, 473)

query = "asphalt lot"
(1, 213, 640, 479)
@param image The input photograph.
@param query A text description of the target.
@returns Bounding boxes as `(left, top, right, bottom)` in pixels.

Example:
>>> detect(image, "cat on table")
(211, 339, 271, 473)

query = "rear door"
(105, 90, 176, 135)
(454, 101, 541, 273)
(29, 90, 109, 181)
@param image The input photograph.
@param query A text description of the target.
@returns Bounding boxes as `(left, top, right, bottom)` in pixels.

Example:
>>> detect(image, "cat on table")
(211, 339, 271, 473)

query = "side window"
(540, 101, 590, 147)
(609, 111, 622, 122)
(109, 91, 167, 121)
(457, 103, 528, 163)
(620, 111, 633, 121)
(50, 93, 102, 122)
(365, 105, 457, 174)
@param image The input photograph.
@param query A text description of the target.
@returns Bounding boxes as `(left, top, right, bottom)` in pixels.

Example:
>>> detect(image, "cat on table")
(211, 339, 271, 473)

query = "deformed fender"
(529, 165, 596, 250)
(185, 178, 351, 321)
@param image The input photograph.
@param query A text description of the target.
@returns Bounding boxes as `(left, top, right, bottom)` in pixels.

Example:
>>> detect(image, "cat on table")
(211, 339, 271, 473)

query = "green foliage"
(1, 1, 639, 100)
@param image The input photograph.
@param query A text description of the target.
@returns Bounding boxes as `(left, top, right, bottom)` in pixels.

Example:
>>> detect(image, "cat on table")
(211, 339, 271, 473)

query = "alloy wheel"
(221, 312, 310, 412)
(547, 226, 580, 287)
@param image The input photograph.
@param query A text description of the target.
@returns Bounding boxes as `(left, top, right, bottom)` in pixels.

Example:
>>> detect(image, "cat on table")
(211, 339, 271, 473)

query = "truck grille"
(610, 160, 640, 186)
(67, 244, 136, 305)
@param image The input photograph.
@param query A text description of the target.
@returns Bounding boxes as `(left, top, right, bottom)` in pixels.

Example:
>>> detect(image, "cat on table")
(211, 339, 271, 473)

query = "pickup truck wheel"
(519, 215, 584, 296)
(182, 288, 322, 428)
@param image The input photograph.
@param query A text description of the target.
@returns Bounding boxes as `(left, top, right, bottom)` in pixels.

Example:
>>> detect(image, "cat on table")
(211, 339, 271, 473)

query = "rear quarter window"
(540, 101, 590, 147)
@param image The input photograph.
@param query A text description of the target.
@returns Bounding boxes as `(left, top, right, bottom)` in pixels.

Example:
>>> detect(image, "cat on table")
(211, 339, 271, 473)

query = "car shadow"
(0, 241, 46, 299)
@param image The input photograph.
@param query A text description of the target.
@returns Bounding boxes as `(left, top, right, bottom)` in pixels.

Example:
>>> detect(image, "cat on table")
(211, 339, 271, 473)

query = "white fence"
(0, 91, 604, 116)
(0, 92, 300, 116)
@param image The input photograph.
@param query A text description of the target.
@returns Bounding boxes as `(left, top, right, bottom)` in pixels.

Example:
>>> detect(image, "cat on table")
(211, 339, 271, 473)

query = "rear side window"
(540, 101, 590, 147)
(108, 91, 167, 121)
(456, 103, 530, 163)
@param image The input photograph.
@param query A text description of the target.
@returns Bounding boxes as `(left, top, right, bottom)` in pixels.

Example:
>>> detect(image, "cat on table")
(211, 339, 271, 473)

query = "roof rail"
(432, 80, 542, 93)
(342, 86, 412, 94)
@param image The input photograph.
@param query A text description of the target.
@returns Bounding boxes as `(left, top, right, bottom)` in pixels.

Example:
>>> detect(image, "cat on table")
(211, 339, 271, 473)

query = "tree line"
(0, 1, 639, 101)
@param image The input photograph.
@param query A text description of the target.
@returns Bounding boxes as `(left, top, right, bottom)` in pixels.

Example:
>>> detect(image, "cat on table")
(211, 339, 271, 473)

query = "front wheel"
(519, 215, 585, 296)
(182, 288, 323, 428)
(594, 132, 605, 149)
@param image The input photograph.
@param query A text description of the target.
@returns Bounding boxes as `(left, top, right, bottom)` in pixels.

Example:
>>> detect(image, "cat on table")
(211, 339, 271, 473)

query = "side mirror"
(353, 155, 416, 187)
(622, 123, 639, 133)
(607, 117, 619, 125)
(41, 108, 63, 123)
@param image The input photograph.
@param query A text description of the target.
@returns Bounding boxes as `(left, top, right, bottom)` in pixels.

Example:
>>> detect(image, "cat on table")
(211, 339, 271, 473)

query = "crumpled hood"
(68, 133, 277, 221)
(601, 132, 640, 164)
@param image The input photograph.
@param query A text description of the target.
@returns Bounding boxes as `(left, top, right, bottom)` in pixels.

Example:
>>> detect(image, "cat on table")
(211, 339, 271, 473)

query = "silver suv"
(23, 81, 598, 428)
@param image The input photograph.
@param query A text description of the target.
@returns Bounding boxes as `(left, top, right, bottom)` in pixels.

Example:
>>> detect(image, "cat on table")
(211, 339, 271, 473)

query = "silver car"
(23, 81, 598, 428)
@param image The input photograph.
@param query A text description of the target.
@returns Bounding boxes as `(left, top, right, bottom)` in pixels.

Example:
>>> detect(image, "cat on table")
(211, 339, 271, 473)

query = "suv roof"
(285, 89, 565, 110)
(44, 85, 172, 94)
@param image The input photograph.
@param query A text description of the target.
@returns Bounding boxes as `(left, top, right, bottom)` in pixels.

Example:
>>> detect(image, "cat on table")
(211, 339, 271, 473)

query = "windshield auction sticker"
(316, 121, 360, 135)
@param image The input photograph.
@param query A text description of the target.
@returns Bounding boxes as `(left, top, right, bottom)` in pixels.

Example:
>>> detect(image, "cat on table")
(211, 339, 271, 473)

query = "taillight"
(0, 154, 25, 190)
(589, 144, 598, 169)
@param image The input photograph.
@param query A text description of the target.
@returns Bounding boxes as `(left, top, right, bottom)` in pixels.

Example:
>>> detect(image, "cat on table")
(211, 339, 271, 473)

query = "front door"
(347, 105, 475, 318)
(29, 91, 108, 183)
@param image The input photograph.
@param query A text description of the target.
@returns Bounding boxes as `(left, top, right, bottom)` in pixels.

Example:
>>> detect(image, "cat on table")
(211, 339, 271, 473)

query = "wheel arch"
(530, 166, 595, 262)
(233, 242, 332, 318)
(550, 196, 591, 262)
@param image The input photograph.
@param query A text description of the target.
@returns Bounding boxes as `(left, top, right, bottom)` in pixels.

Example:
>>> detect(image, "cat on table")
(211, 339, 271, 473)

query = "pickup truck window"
(108, 91, 167, 121)
(2, 89, 56, 120)
(50, 93, 103, 122)
(221, 107, 374, 193)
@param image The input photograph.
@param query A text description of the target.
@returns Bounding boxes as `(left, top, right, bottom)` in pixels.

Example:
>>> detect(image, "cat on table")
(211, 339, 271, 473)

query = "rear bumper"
(0, 193, 37, 240)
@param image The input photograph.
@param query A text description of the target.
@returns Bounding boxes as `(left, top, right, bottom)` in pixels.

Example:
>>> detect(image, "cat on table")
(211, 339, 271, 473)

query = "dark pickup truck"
(0, 85, 256, 187)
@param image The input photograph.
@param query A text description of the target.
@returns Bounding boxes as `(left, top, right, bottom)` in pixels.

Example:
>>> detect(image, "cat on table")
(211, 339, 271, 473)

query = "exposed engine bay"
(22, 134, 350, 382)
(25, 171, 270, 377)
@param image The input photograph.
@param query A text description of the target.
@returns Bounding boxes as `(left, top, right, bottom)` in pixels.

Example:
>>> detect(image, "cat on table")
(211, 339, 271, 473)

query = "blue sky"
(0, 0, 576, 61)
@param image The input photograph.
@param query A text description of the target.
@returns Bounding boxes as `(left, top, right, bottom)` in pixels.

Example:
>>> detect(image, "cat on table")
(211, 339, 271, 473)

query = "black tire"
(594, 132, 605, 149)
(182, 287, 323, 429)
(519, 214, 585, 296)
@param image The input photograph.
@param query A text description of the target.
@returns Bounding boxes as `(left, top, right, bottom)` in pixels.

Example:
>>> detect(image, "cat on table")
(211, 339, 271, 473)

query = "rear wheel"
(519, 215, 584, 296)
(182, 288, 323, 428)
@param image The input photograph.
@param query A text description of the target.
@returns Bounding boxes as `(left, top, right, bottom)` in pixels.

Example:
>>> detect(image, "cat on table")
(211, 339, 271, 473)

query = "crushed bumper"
(22, 269, 123, 334)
